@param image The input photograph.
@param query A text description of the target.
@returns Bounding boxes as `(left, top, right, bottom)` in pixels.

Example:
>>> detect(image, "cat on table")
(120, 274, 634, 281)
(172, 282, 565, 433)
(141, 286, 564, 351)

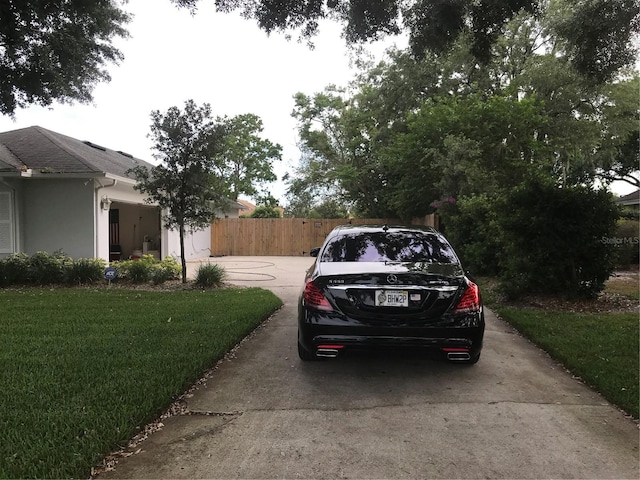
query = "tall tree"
(289, 7, 639, 218)
(0, 0, 131, 116)
(128, 100, 229, 283)
(387, 94, 549, 216)
(588, 76, 640, 188)
(215, 113, 281, 199)
(290, 84, 405, 217)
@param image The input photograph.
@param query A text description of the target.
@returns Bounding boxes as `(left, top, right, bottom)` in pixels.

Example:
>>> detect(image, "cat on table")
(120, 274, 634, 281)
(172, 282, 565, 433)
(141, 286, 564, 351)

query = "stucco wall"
(163, 225, 211, 261)
(23, 178, 95, 258)
(1, 175, 218, 262)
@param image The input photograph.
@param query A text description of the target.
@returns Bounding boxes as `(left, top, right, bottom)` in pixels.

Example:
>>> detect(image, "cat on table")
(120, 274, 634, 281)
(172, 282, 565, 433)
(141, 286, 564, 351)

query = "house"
(0, 126, 237, 262)
(236, 198, 284, 217)
(237, 199, 256, 216)
(616, 189, 640, 212)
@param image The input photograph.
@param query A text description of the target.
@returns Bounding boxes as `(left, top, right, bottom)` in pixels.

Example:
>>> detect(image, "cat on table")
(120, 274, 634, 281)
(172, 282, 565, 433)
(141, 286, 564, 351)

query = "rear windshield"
(320, 231, 459, 263)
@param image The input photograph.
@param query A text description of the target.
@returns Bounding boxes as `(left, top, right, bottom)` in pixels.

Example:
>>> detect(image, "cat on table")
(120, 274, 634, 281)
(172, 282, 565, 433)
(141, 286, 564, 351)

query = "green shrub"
(125, 256, 155, 283)
(612, 219, 640, 268)
(195, 263, 226, 287)
(0, 252, 179, 287)
(249, 205, 281, 218)
(28, 251, 70, 285)
(439, 194, 502, 276)
(151, 257, 181, 284)
(0, 253, 30, 286)
(67, 258, 106, 285)
(111, 259, 132, 280)
(0, 252, 108, 287)
(112, 255, 180, 285)
(441, 179, 620, 299)
(496, 179, 618, 299)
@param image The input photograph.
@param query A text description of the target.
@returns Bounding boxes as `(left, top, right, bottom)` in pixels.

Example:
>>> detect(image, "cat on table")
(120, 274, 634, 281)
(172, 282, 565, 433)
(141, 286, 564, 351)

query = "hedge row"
(0, 252, 181, 287)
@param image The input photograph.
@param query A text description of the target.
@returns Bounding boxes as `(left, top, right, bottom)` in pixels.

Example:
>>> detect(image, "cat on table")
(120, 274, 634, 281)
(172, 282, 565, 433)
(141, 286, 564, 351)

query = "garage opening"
(109, 202, 161, 260)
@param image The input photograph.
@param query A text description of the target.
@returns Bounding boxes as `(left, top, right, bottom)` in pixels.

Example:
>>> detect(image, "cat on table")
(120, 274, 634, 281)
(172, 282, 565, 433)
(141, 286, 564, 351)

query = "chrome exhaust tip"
(316, 348, 340, 358)
(447, 351, 471, 361)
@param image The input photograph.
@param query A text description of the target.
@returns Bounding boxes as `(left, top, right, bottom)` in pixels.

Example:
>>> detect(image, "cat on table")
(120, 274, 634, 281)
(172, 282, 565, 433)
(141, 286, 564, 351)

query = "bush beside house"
(0, 252, 183, 287)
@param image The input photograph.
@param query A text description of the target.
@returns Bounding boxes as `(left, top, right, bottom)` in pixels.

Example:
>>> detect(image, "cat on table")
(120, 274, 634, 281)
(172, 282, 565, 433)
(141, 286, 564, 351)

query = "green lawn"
(495, 308, 638, 419)
(0, 287, 282, 479)
(479, 273, 639, 420)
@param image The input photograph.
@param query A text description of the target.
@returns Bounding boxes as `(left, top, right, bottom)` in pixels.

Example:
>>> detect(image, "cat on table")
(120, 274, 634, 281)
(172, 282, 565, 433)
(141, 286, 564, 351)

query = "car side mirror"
(310, 247, 320, 257)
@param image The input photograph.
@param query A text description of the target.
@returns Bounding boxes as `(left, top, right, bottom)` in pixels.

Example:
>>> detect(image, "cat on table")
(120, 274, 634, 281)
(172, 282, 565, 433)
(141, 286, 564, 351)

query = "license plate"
(375, 290, 408, 307)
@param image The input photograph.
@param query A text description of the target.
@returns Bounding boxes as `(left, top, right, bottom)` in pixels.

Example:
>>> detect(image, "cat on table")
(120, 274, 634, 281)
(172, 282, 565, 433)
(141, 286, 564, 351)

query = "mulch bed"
(495, 271, 639, 314)
(501, 292, 639, 313)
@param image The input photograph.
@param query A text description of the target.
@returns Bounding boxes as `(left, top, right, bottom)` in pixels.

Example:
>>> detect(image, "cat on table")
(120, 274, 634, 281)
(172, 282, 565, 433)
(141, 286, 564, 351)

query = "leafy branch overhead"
(1, 1, 637, 115)
(0, 1, 130, 116)
(173, 0, 640, 82)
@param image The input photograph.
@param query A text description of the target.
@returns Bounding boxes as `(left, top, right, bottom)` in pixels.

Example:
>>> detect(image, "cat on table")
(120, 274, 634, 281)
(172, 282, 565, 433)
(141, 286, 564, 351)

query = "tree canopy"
(128, 100, 229, 282)
(2, 1, 637, 115)
(0, 0, 131, 116)
(287, 7, 640, 219)
(175, 0, 640, 82)
(214, 113, 281, 199)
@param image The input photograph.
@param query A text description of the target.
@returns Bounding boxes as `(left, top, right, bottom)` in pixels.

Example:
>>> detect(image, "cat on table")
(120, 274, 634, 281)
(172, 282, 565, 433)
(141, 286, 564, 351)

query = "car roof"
(328, 224, 439, 235)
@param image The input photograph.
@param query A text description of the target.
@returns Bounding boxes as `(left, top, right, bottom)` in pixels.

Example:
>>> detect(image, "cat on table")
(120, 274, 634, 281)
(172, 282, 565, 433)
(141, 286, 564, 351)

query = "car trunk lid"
(316, 262, 466, 321)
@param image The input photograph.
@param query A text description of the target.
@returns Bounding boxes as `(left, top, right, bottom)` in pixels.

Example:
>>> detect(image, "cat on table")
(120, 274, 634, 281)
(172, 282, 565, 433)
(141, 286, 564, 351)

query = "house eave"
(0, 170, 138, 185)
(104, 172, 137, 186)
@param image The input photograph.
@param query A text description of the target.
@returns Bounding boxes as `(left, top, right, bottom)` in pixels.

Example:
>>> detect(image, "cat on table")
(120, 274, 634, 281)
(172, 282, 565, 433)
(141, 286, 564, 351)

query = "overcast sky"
(0, 2, 635, 201)
(0, 1, 401, 203)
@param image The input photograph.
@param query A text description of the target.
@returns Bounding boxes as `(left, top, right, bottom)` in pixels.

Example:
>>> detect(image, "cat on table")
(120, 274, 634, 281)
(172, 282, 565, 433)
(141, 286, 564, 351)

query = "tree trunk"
(179, 221, 187, 283)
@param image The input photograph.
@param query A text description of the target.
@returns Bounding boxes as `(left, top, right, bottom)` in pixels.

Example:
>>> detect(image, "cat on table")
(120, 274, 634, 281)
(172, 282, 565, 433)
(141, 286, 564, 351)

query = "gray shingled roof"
(616, 189, 640, 205)
(0, 126, 154, 178)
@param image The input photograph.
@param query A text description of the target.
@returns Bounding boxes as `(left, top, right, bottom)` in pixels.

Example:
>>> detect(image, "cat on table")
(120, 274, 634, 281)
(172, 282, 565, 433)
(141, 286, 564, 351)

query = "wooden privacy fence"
(210, 215, 439, 256)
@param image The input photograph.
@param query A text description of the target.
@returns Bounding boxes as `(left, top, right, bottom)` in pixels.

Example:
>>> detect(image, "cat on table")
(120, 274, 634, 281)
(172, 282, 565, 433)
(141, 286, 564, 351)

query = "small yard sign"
(104, 267, 117, 285)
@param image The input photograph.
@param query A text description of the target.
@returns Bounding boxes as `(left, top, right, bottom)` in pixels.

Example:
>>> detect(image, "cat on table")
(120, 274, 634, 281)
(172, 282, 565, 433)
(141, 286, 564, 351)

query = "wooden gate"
(210, 215, 439, 256)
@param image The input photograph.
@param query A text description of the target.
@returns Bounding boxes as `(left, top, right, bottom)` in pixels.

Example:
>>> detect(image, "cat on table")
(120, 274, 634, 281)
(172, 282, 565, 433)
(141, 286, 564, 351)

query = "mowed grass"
(499, 308, 640, 419)
(496, 308, 639, 419)
(477, 272, 639, 419)
(0, 287, 282, 479)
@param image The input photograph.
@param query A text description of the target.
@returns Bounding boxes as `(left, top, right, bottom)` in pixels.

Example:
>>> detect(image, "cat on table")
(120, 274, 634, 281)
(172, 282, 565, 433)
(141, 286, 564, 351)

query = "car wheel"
(298, 340, 317, 361)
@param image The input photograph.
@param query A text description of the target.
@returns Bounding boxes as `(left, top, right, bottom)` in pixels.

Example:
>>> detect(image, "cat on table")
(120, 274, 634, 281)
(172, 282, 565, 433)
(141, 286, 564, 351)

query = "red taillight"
(303, 280, 333, 311)
(452, 282, 481, 314)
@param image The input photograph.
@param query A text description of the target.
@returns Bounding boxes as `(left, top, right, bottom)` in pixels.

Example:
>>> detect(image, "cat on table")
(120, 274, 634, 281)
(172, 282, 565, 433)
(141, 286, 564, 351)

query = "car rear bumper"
(298, 308, 485, 358)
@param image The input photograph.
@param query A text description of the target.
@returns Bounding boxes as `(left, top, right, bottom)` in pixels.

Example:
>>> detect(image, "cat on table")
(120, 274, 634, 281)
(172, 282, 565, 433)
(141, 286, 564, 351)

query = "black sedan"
(297, 225, 484, 364)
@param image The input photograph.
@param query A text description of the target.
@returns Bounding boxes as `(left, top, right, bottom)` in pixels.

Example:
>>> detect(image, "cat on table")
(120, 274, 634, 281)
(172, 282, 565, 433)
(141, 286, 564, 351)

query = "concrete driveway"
(100, 256, 639, 479)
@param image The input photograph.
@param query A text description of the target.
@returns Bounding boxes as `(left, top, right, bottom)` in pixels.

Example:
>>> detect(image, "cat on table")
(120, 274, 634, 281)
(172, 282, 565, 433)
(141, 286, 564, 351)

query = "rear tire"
(298, 340, 317, 361)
